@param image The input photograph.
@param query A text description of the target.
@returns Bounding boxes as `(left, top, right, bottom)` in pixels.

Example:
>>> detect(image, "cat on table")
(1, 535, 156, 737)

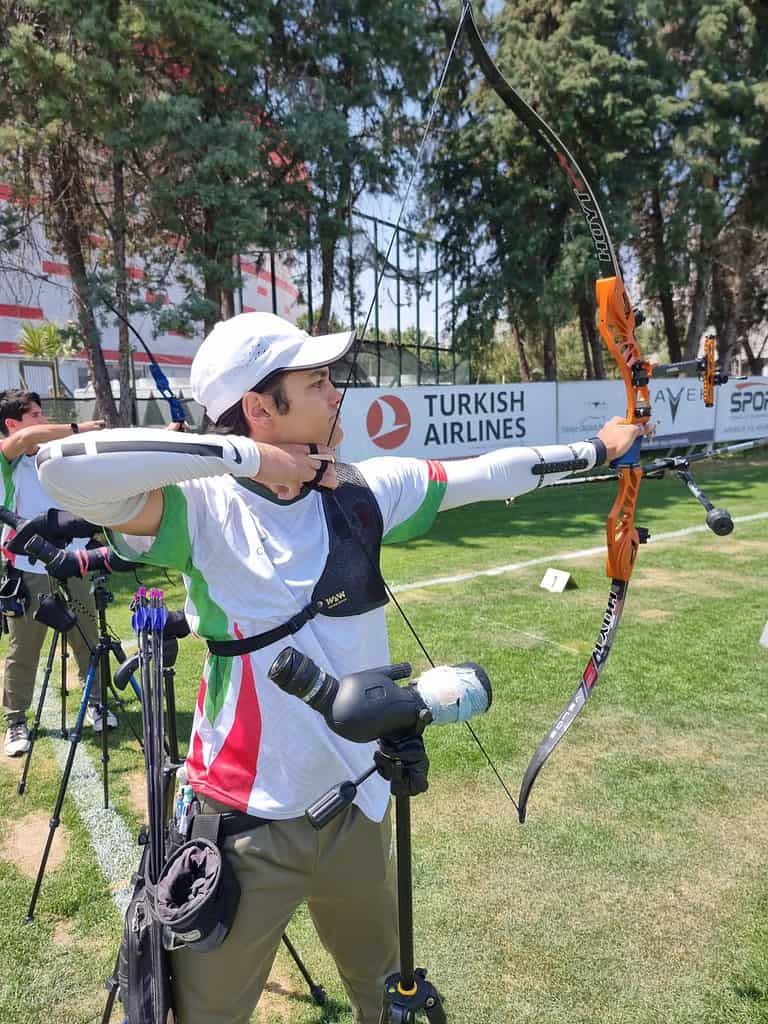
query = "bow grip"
(610, 435, 642, 469)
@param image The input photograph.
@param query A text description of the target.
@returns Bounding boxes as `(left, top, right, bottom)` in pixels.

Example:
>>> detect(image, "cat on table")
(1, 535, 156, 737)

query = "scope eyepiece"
(268, 647, 337, 714)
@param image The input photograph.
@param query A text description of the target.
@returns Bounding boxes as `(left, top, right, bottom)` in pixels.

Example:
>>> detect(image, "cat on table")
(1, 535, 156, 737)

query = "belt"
(191, 810, 272, 842)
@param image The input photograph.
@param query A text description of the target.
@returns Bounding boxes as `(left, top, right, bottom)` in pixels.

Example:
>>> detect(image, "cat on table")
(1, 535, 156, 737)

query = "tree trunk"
(203, 209, 221, 334)
(649, 185, 682, 363)
(509, 316, 531, 382)
(317, 240, 336, 335)
(48, 141, 118, 425)
(742, 337, 765, 375)
(221, 289, 235, 320)
(578, 292, 603, 379)
(112, 155, 133, 426)
(543, 321, 557, 381)
(683, 266, 712, 360)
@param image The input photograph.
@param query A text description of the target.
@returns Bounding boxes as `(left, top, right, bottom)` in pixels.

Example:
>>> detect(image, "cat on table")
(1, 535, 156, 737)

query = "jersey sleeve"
(355, 457, 447, 545)
(0, 451, 17, 510)
(106, 481, 199, 572)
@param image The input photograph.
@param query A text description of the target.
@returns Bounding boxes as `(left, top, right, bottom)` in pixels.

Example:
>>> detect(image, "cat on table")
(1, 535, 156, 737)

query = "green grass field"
(0, 452, 766, 1024)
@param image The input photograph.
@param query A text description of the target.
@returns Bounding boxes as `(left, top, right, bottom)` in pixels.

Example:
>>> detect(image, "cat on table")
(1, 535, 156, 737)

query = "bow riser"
(596, 276, 652, 427)
(605, 468, 643, 581)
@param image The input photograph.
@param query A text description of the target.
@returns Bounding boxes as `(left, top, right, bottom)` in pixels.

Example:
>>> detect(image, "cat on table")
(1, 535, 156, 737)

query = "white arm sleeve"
(440, 440, 599, 511)
(36, 428, 262, 525)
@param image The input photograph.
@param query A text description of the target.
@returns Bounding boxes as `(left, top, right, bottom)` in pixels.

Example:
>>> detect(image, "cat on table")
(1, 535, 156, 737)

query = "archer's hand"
(77, 420, 106, 434)
(374, 734, 430, 797)
(597, 417, 646, 462)
(255, 443, 338, 500)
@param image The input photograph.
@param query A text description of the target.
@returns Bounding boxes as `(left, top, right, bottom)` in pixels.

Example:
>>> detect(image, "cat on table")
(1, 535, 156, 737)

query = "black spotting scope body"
(268, 647, 492, 744)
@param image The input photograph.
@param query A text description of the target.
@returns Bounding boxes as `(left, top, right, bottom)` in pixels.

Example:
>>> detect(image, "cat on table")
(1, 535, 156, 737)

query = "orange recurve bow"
(461, 3, 653, 820)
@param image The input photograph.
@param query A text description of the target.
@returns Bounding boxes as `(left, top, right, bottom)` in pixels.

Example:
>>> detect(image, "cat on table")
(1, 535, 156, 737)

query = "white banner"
(647, 378, 716, 447)
(335, 377, 763, 463)
(714, 378, 768, 441)
(557, 379, 715, 449)
(336, 383, 557, 463)
(556, 381, 624, 444)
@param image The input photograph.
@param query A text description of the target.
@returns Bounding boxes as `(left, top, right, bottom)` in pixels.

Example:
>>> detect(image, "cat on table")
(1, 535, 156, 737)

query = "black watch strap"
(69, 422, 79, 434)
(588, 436, 607, 466)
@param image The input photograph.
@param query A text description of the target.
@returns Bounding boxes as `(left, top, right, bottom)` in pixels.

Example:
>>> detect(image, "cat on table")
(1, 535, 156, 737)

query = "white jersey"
(109, 457, 448, 823)
(0, 452, 88, 573)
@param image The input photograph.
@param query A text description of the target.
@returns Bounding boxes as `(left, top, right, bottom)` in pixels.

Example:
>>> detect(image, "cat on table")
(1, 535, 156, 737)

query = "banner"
(336, 376, 764, 464)
(714, 377, 768, 441)
(337, 383, 557, 463)
(557, 379, 715, 448)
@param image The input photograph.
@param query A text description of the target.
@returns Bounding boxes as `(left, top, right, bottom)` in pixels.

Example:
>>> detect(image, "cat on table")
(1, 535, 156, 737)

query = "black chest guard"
(206, 463, 387, 657)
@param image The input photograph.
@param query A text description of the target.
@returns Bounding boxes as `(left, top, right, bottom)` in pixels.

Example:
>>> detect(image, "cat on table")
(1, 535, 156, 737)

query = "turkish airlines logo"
(366, 395, 411, 449)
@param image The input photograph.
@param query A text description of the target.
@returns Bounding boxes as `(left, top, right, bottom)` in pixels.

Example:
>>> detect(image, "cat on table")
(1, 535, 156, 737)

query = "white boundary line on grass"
(31, 509, 767, 913)
(390, 512, 768, 594)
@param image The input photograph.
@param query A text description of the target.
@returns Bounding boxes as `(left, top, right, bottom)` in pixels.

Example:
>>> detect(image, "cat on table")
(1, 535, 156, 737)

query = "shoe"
(4, 720, 30, 757)
(86, 704, 118, 732)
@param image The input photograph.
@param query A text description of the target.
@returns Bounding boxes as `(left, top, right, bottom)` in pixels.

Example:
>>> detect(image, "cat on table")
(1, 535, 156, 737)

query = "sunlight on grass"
(0, 453, 766, 1023)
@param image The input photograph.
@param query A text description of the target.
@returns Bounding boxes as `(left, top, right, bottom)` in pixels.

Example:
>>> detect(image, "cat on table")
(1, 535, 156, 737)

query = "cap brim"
(280, 329, 356, 375)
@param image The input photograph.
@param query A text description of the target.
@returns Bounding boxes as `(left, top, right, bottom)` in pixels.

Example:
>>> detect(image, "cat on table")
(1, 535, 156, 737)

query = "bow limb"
(100, 296, 187, 426)
(460, 4, 653, 818)
(133, 331, 187, 426)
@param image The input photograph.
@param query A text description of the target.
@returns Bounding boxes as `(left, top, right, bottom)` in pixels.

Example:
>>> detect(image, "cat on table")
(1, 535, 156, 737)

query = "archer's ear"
(241, 391, 275, 436)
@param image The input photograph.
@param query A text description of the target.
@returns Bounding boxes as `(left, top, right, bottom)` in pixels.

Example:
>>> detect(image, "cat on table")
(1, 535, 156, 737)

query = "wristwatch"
(69, 422, 79, 434)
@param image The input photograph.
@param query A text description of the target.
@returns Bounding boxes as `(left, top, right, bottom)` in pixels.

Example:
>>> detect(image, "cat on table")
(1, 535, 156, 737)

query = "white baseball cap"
(191, 312, 356, 422)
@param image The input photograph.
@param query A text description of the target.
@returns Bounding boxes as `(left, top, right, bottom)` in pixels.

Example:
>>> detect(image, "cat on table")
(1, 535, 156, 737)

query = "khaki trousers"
(2, 572, 100, 723)
(170, 799, 399, 1024)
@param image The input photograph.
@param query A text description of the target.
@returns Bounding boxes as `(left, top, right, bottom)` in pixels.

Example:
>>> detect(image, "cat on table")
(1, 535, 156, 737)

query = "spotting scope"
(268, 647, 492, 743)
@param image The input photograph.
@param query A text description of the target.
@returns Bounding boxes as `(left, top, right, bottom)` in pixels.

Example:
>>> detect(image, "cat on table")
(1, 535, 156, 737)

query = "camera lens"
(268, 647, 338, 713)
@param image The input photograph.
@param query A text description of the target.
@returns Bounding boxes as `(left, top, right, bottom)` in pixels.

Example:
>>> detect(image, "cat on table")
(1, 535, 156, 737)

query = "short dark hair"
(210, 372, 290, 436)
(0, 389, 42, 436)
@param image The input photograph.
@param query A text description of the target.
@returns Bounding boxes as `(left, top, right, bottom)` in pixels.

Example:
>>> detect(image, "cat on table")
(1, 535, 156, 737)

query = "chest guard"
(206, 463, 387, 657)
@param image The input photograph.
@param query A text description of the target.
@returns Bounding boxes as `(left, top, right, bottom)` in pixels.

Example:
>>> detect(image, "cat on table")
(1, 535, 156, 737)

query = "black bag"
(152, 837, 241, 953)
(0, 565, 29, 618)
(117, 851, 176, 1024)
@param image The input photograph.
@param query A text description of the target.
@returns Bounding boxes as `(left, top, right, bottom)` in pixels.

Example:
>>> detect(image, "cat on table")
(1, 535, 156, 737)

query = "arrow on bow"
(460, 3, 655, 821)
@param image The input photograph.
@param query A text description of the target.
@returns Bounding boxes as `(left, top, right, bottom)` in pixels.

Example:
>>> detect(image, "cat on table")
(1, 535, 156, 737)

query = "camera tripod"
(17, 621, 72, 797)
(24, 573, 137, 923)
(307, 760, 446, 1023)
(17, 581, 140, 798)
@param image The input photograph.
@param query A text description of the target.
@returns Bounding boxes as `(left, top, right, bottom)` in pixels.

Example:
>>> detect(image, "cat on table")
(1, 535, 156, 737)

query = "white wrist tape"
(36, 428, 262, 525)
(440, 440, 597, 510)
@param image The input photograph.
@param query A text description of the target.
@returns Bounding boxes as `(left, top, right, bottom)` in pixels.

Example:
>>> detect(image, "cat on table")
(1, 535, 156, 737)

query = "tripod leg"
(97, 641, 113, 809)
(25, 661, 96, 922)
(281, 933, 326, 1006)
(377, 793, 446, 1024)
(18, 631, 59, 796)
(60, 630, 69, 738)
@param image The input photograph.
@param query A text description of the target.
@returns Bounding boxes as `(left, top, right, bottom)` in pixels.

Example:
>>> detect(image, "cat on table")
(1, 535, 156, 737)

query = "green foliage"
(424, 0, 768, 380)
